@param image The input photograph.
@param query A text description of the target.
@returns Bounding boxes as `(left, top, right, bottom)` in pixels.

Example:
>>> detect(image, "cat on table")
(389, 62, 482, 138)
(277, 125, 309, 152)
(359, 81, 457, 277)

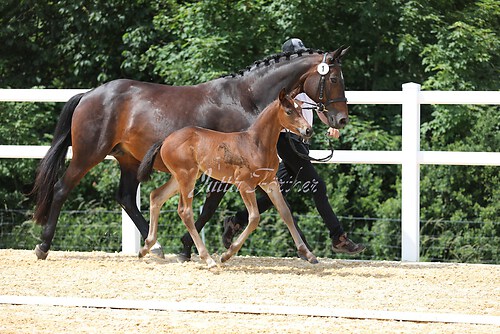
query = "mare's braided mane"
(221, 48, 325, 78)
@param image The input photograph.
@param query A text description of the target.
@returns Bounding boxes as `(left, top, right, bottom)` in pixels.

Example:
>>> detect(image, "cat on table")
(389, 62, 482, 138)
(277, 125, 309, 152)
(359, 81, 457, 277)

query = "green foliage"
(0, 0, 498, 263)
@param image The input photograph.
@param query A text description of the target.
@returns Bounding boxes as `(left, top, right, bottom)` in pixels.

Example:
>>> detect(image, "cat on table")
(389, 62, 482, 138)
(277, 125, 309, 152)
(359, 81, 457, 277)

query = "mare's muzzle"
(326, 110, 349, 129)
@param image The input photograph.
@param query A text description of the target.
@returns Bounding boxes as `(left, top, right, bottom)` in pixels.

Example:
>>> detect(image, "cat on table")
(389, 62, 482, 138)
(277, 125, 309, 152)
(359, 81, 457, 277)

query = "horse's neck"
(247, 101, 283, 151)
(241, 55, 320, 111)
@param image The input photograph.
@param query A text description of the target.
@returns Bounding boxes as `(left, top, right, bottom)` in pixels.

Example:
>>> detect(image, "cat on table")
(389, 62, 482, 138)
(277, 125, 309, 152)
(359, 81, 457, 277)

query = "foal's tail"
(137, 141, 164, 182)
(31, 93, 84, 225)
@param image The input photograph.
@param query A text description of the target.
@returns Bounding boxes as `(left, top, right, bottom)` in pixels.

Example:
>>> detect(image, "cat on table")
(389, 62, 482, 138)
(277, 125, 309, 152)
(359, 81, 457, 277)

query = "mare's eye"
(330, 76, 338, 84)
(285, 108, 293, 115)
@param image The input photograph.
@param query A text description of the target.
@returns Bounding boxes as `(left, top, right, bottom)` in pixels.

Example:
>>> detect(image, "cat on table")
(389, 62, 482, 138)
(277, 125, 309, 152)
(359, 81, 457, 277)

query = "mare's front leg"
(261, 181, 318, 264)
(221, 184, 260, 263)
(179, 181, 227, 262)
(138, 178, 179, 258)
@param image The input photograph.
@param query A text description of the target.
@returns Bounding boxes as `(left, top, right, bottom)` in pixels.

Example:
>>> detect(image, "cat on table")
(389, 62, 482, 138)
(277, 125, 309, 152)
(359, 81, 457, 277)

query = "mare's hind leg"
(179, 183, 227, 262)
(261, 181, 318, 264)
(35, 156, 103, 259)
(116, 156, 164, 258)
(221, 184, 260, 263)
(139, 178, 179, 258)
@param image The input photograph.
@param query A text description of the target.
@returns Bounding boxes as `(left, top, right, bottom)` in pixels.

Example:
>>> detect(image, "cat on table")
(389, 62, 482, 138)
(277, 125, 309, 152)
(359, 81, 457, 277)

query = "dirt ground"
(0, 249, 498, 333)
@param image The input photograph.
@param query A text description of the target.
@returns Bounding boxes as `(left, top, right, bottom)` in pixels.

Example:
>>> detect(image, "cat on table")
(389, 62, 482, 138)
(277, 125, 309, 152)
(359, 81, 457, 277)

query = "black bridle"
(288, 52, 347, 162)
(316, 52, 348, 112)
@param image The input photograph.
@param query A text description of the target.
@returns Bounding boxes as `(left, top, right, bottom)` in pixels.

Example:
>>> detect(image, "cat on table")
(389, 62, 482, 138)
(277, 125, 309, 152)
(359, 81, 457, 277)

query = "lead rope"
(286, 130, 334, 162)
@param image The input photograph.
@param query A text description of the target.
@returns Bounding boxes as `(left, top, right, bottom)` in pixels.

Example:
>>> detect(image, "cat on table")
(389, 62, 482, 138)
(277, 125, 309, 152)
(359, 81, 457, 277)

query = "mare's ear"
(340, 46, 350, 59)
(330, 45, 350, 62)
(331, 45, 344, 60)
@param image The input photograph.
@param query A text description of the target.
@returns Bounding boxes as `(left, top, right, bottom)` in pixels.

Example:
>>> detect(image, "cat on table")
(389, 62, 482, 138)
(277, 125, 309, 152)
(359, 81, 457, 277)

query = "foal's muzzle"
(299, 126, 313, 139)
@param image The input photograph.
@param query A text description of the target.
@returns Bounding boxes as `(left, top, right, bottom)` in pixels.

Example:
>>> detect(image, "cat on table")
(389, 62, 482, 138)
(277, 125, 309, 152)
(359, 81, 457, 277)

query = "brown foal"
(137, 89, 318, 268)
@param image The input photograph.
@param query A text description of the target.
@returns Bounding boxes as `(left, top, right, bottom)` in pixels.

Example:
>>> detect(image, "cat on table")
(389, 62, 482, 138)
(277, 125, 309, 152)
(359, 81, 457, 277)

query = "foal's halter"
(288, 53, 347, 162)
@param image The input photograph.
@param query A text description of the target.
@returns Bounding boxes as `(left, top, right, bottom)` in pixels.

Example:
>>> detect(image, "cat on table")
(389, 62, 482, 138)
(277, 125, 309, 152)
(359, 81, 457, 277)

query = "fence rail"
(1, 83, 499, 261)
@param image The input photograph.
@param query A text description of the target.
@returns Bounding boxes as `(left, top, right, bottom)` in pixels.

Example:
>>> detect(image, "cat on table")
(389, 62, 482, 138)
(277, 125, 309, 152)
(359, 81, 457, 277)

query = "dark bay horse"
(137, 89, 317, 268)
(31, 46, 350, 259)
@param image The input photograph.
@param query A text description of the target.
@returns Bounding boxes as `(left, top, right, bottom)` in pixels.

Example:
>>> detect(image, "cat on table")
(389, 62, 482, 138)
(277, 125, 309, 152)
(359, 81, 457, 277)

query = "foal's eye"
(285, 108, 293, 115)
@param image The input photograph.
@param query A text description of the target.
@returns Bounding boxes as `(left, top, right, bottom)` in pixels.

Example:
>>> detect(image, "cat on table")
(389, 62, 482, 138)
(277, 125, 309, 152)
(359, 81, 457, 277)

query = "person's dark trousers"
(233, 132, 344, 242)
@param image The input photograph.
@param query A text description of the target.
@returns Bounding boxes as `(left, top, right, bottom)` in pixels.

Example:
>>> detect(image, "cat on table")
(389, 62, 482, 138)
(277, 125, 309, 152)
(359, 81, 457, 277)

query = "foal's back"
(160, 125, 279, 188)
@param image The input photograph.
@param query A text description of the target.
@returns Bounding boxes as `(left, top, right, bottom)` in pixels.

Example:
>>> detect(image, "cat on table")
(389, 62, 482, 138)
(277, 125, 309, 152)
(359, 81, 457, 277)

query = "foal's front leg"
(221, 184, 260, 262)
(139, 178, 179, 258)
(261, 181, 318, 264)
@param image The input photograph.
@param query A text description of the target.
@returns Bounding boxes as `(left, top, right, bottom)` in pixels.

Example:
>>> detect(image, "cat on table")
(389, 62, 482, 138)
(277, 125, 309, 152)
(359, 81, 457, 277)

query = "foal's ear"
(278, 88, 287, 103)
(278, 88, 293, 111)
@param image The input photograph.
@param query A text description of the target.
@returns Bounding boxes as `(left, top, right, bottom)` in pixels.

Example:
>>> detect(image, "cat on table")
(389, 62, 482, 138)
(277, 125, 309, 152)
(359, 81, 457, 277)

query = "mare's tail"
(137, 141, 164, 182)
(31, 93, 84, 225)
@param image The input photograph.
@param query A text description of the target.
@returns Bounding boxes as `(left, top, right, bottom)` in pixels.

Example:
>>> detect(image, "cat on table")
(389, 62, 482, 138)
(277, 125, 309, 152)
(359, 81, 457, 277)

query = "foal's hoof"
(138, 249, 148, 258)
(220, 252, 231, 263)
(297, 250, 319, 264)
(150, 244, 165, 259)
(207, 258, 218, 270)
(176, 252, 191, 263)
(34, 244, 48, 260)
(297, 250, 308, 261)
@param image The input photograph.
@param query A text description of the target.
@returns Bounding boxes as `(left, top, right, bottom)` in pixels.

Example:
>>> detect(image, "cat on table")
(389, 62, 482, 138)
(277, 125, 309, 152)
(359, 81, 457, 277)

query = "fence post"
(121, 185, 141, 254)
(401, 83, 421, 262)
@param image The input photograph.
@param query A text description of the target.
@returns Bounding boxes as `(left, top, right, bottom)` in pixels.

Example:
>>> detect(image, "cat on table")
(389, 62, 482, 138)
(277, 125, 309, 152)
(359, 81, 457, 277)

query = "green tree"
(0, 0, 497, 262)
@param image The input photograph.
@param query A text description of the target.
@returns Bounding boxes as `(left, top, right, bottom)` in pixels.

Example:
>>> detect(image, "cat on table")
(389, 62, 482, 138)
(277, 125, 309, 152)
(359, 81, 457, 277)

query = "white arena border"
(1, 295, 498, 326)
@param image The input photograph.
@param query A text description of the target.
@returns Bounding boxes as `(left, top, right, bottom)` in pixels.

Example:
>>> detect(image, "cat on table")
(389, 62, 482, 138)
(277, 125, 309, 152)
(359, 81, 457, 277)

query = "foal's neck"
(247, 101, 284, 150)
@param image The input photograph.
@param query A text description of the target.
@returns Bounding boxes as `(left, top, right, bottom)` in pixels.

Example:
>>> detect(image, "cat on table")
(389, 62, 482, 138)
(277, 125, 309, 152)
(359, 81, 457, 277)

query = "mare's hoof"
(176, 252, 191, 263)
(150, 245, 165, 259)
(34, 244, 48, 260)
(309, 256, 319, 264)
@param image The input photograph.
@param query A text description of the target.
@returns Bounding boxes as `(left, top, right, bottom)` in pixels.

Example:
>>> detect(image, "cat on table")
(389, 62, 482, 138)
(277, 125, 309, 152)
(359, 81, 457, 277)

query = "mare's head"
(302, 46, 350, 129)
(278, 89, 313, 140)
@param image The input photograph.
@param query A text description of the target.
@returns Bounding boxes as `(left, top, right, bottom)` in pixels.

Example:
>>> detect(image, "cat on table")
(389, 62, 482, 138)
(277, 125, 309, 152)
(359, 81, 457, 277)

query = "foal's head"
(278, 89, 313, 140)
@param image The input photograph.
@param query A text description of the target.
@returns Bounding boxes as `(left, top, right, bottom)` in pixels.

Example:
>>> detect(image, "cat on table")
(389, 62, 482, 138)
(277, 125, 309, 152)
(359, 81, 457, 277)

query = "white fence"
(1, 83, 499, 261)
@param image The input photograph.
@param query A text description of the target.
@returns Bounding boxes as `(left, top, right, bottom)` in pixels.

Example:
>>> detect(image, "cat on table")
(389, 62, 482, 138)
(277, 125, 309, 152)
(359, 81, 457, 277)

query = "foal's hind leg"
(221, 184, 260, 263)
(261, 182, 318, 264)
(177, 177, 217, 269)
(179, 184, 226, 262)
(138, 178, 179, 258)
